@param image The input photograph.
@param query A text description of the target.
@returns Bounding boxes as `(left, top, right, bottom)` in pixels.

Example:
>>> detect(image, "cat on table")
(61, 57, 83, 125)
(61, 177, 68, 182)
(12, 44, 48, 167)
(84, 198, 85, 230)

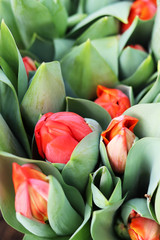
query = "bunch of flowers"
(0, 0, 160, 239)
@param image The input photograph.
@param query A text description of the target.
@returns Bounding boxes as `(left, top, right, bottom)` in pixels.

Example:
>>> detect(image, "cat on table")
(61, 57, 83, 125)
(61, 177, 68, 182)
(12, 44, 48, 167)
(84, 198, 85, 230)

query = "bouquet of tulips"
(1, 0, 160, 239)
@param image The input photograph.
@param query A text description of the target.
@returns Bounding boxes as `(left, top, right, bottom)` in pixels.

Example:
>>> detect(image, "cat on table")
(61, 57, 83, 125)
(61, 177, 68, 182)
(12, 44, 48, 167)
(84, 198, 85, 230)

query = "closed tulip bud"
(128, 211, 160, 240)
(128, 44, 146, 51)
(121, 0, 157, 33)
(34, 112, 92, 164)
(94, 85, 131, 118)
(101, 115, 138, 174)
(12, 162, 49, 223)
(22, 57, 37, 76)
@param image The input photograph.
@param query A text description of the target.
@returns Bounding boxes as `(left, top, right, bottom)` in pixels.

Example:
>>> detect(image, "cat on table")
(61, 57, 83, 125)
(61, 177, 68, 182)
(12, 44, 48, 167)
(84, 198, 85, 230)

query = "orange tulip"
(94, 85, 131, 119)
(121, 0, 157, 33)
(128, 44, 146, 51)
(101, 115, 138, 174)
(23, 56, 37, 76)
(12, 163, 49, 223)
(34, 112, 92, 164)
(128, 214, 160, 240)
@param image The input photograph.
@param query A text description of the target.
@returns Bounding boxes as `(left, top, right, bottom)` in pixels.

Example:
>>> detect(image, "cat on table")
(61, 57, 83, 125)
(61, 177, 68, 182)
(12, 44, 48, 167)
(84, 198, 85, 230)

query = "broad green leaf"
(54, 38, 74, 60)
(28, 34, 55, 62)
(21, 61, 66, 132)
(119, 16, 155, 53)
(0, 114, 26, 157)
(155, 183, 160, 223)
(16, 213, 56, 238)
(100, 139, 114, 176)
(0, 0, 23, 48)
(68, 1, 131, 37)
(123, 138, 160, 201)
(91, 201, 124, 240)
(119, 47, 148, 79)
(23, 234, 69, 240)
(11, 0, 55, 48)
(91, 184, 110, 208)
(121, 54, 155, 92)
(40, 0, 68, 37)
(66, 97, 111, 130)
(0, 70, 30, 156)
(48, 176, 83, 235)
(85, 0, 117, 14)
(124, 103, 160, 138)
(0, 20, 28, 102)
(151, 3, 160, 61)
(62, 131, 100, 193)
(75, 16, 119, 45)
(67, 13, 87, 28)
(61, 39, 118, 100)
(138, 69, 160, 103)
(121, 198, 153, 225)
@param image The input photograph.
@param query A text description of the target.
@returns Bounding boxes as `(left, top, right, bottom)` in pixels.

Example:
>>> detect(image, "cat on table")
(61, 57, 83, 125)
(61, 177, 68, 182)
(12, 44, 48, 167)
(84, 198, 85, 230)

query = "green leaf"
(0, 70, 31, 156)
(121, 198, 154, 226)
(117, 84, 134, 106)
(119, 47, 148, 79)
(16, 213, 56, 238)
(11, 0, 55, 48)
(119, 16, 155, 53)
(155, 183, 160, 223)
(28, 34, 55, 62)
(138, 69, 160, 103)
(66, 97, 111, 130)
(23, 234, 69, 240)
(91, 200, 124, 240)
(0, 114, 26, 157)
(62, 131, 100, 193)
(0, 20, 28, 102)
(0, 0, 23, 48)
(61, 39, 118, 99)
(40, 0, 68, 37)
(68, 1, 131, 37)
(48, 176, 83, 235)
(123, 138, 160, 202)
(67, 13, 87, 28)
(54, 38, 75, 60)
(121, 54, 155, 92)
(124, 103, 160, 138)
(21, 61, 66, 132)
(75, 16, 119, 45)
(85, 0, 117, 14)
(151, 4, 160, 61)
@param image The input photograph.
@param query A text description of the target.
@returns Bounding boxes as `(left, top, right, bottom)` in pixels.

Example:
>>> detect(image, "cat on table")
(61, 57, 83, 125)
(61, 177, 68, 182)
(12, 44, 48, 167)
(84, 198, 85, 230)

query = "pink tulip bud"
(101, 115, 138, 174)
(34, 112, 92, 164)
(22, 57, 37, 76)
(12, 163, 49, 223)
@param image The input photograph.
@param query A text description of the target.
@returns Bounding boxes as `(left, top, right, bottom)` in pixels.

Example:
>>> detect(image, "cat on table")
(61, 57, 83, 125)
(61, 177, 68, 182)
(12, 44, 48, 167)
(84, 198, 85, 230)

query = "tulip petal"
(45, 135, 78, 164)
(15, 181, 32, 219)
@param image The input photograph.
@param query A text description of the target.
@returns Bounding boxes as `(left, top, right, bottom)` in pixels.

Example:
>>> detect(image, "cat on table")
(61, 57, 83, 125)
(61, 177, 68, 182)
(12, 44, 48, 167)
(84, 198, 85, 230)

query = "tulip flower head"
(128, 44, 146, 52)
(128, 210, 160, 240)
(34, 112, 93, 164)
(22, 56, 37, 76)
(12, 162, 49, 223)
(94, 85, 131, 118)
(121, 0, 157, 33)
(101, 115, 138, 174)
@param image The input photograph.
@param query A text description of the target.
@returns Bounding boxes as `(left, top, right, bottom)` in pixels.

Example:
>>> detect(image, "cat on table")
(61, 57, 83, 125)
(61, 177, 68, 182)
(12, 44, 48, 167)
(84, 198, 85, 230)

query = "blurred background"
(0, 212, 23, 240)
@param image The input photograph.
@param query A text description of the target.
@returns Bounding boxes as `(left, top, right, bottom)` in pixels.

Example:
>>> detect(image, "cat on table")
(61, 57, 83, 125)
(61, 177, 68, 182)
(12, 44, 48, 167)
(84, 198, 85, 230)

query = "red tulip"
(101, 115, 138, 174)
(121, 0, 157, 33)
(94, 85, 130, 118)
(34, 112, 92, 164)
(12, 163, 49, 223)
(23, 57, 37, 76)
(128, 212, 160, 240)
(128, 44, 146, 51)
